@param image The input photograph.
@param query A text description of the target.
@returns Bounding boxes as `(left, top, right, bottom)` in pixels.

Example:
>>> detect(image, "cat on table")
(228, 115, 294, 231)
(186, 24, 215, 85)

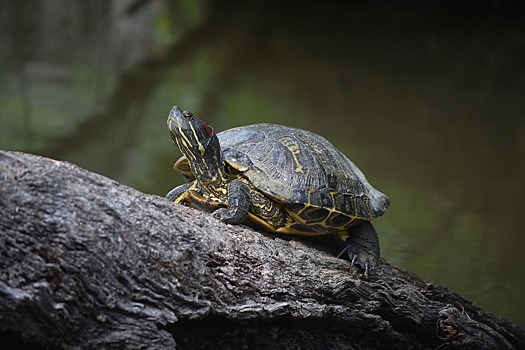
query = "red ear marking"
(197, 119, 214, 137)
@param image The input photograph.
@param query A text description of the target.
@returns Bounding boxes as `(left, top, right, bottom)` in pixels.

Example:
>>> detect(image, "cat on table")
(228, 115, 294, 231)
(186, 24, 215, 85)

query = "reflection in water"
(1, 0, 524, 326)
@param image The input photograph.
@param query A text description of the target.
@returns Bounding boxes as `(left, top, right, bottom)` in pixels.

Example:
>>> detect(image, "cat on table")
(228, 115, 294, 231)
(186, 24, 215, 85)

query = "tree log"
(0, 150, 524, 349)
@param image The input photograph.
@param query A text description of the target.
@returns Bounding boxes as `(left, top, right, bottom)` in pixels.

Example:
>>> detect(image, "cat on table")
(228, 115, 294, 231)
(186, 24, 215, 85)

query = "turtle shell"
(217, 124, 389, 222)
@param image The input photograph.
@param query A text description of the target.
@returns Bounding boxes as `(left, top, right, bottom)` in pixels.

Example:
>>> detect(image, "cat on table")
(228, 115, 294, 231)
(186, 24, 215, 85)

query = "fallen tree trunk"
(0, 150, 523, 350)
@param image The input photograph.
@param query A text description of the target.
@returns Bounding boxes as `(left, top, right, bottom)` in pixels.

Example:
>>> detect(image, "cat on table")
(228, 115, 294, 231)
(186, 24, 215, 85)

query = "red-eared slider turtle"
(166, 106, 389, 276)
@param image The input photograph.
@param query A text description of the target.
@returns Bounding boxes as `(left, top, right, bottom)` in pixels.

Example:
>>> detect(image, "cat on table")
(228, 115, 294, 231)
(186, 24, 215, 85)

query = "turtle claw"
(212, 207, 235, 224)
(336, 222, 380, 278)
(212, 207, 226, 220)
(350, 255, 357, 271)
(336, 244, 351, 259)
(337, 244, 363, 275)
(344, 251, 371, 278)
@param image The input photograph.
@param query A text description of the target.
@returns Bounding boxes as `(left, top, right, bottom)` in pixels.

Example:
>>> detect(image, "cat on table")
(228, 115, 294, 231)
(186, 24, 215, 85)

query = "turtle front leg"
(213, 179, 251, 224)
(166, 182, 193, 203)
(337, 221, 380, 278)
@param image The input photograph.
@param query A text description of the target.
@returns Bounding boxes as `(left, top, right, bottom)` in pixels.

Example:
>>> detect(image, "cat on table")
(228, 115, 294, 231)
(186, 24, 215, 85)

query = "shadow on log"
(1, 151, 524, 349)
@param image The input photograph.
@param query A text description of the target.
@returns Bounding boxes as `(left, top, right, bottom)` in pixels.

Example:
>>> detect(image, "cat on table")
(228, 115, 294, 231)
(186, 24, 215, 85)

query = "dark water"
(1, 1, 524, 326)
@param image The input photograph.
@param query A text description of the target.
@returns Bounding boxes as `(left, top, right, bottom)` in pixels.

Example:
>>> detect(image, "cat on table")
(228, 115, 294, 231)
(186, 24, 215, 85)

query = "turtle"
(165, 106, 389, 276)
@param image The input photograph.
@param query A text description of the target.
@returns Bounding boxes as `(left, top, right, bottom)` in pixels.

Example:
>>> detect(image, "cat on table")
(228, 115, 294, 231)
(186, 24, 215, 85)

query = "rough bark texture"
(0, 150, 524, 349)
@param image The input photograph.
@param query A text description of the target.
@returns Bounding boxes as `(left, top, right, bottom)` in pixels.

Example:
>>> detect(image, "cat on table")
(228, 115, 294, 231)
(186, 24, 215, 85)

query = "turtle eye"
(182, 110, 193, 119)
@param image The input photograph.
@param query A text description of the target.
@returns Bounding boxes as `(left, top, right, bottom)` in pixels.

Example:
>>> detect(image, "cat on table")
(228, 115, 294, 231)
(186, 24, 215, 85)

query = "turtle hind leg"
(337, 221, 380, 278)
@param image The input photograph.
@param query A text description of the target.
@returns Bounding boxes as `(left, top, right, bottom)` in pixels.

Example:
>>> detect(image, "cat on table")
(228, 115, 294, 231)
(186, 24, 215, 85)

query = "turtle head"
(167, 106, 217, 155)
(167, 106, 227, 185)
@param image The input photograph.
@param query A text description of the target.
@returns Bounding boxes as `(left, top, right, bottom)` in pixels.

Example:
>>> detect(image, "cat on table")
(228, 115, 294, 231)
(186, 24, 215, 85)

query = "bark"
(0, 150, 524, 350)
